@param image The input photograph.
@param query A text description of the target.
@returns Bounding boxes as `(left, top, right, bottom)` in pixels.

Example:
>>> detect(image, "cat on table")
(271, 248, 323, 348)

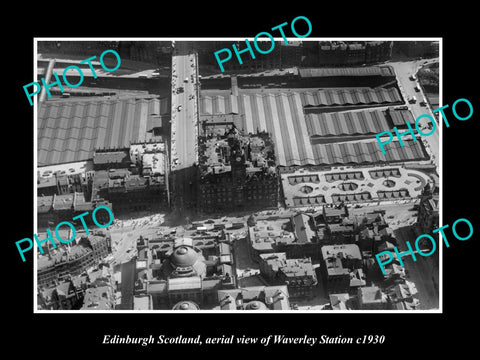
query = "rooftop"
(167, 276, 202, 291)
(322, 244, 362, 261)
(249, 219, 296, 251)
(306, 108, 415, 137)
(38, 233, 109, 270)
(281, 258, 316, 278)
(291, 213, 317, 243)
(358, 286, 387, 305)
(199, 87, 424, 167)
(93, 150, 130, 165)
(133, 295, 151, 310)
(298, 66, 395, 78)
(81, 286, 115, 310)
(329, 293, 351, 310)
(322, 244, 362, 277)
(217, 285, 290, 310)
(199, 127, 275, 177)
(38, 97, 169, 166)
(388, 108, 416, 126)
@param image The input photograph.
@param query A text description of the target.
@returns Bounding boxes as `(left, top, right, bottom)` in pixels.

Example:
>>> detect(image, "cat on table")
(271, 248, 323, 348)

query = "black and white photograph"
(32, 38, 441, 313)
(6, 6, 479, 356)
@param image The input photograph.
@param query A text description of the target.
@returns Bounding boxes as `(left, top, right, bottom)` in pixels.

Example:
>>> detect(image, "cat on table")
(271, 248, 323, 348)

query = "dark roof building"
(298, 66, 395, 78)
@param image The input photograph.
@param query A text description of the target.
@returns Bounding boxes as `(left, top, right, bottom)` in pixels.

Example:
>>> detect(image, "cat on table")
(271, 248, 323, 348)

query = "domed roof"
(244, 301, 267, 310)
(170, 246, 199, 267)
(172, 301, 200, 310)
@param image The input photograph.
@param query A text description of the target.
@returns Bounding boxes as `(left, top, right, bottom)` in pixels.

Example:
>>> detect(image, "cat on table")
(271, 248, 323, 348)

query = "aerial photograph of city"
(34, 39, 440, 312)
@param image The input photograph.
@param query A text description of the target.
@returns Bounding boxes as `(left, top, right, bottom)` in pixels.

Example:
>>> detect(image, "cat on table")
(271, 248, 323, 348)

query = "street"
(388, 59, 440, 170)
(109, 213, 166, 265)
(393, 225, 439, 310)
(170, 43, 199, 171)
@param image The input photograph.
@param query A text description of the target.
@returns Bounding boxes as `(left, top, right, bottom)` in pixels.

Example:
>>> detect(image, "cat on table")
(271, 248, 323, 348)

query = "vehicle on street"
(414, 85, 421, 92)
(409, 74, 417, 81)
(408, 96, 417, 104)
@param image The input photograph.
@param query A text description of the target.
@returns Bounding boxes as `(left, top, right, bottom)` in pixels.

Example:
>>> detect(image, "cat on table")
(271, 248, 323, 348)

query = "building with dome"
(172, 300, 200, 310)
(137, 237, 237, 309)
(160, 243, 207, 279)
(217, 285, 290, 310)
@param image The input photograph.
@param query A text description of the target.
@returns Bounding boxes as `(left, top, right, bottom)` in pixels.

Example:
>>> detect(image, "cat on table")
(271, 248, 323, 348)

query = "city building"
(393, 41, 439, 58)
(37, 232, 112, 287)
(385, 281, 420, 310)
(37, 278, 85, 310)
(216, 285, 290, 310)
(37, 191, 113, 228)
(315, 41, 392, 67)
(81, 285, 116, 310)
(365, 41, 394, 63)
(258, 252, 317, 299)
(197, 125, 278, 213)
(136, 237, 236, 309)
(320, 244, 365, 294)
(329, 293, 352, 310)
(218, 41, 303, 73)
(38, 265, 115, 310)
(93, 148, 132, 171)
(357, 286, 388, 310)
(297, 65, 396, 88)
(199, 86, 422, 171)
(417, 193, 439, 235)
(133, 295, 153, 310)
(172, 300, 200, 310)
(248, 218, 324, 261)
(290, 209, 352, 246)
(38, 165, 90, 197)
